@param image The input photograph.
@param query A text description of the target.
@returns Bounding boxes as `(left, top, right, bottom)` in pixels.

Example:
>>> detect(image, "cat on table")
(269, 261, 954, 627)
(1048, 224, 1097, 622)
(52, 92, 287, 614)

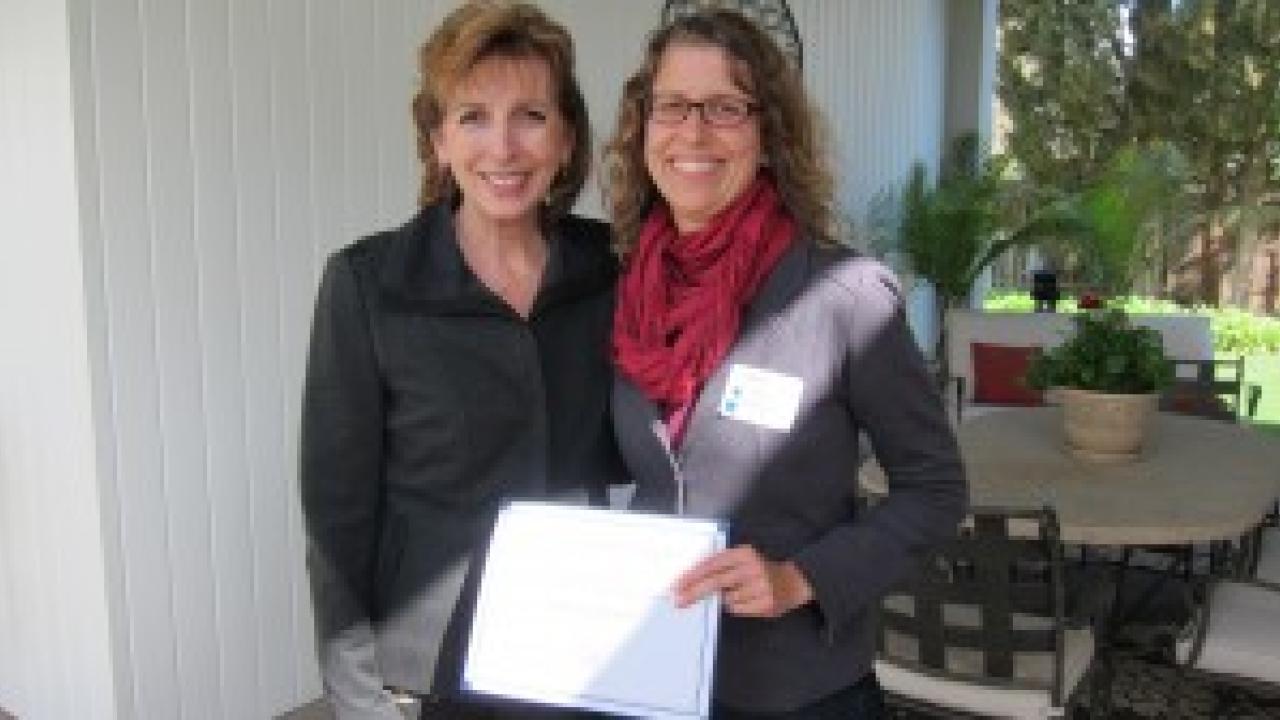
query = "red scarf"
(612, 174, 796, 443)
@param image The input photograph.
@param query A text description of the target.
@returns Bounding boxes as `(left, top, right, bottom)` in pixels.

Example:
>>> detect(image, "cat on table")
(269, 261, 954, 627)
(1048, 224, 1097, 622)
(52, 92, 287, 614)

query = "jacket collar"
(740, 236, 812, 333)
(378, 203, 613, 317)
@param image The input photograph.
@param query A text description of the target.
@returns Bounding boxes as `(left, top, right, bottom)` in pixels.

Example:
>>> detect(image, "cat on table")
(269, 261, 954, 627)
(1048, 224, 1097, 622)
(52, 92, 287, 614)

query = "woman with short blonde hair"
(302, 3, 619, 718)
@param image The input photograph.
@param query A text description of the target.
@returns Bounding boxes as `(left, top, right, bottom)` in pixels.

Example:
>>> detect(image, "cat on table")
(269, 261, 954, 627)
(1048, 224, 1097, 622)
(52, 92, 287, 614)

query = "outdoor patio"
(4, 0, 1277, 717)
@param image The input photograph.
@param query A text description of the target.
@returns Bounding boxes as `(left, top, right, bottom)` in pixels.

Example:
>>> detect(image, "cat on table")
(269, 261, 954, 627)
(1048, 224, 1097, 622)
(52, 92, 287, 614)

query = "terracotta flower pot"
(1059, 387, 1158, 462)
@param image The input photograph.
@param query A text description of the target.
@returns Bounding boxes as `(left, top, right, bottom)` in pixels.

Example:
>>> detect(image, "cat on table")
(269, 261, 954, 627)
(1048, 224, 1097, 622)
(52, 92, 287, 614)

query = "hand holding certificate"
(463, 502, 726, 719)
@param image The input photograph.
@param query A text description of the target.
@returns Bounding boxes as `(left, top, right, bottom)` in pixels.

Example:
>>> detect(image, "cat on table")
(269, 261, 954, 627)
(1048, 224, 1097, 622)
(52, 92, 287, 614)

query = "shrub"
(1212, 308, 1280, 355)
(984, 291, 1280, 354)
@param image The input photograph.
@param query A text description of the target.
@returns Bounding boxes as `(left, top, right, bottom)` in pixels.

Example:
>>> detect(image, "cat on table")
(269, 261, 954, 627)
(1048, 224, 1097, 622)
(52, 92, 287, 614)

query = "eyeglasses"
(647, 94, 760, 128)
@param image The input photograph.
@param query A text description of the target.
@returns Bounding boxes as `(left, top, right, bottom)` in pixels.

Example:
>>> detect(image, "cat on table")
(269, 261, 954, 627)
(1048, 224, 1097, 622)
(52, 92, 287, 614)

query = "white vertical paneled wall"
(0, 0, 973, 717)
(793, 0, 949, 347)
(0, 0, 116, 718)
(795, 0, 947, 245)
(69, 0, 441, 717)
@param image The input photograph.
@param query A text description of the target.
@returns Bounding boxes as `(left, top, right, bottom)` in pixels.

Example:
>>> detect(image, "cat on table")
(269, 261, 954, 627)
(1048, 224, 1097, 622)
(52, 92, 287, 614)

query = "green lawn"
(1244, 353, 1280, 435)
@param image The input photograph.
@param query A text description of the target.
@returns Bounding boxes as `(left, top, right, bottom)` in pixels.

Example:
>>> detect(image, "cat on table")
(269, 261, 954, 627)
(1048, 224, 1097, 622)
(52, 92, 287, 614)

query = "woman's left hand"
(673, 545, 814, 618)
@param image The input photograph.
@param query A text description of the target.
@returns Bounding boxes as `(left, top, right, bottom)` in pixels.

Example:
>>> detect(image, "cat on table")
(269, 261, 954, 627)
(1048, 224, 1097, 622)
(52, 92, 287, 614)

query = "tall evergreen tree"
(999, 0, 1280, 306)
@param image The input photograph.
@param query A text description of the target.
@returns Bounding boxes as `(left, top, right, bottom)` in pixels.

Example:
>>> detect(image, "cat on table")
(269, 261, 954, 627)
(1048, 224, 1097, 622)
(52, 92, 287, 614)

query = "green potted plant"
(1025, 309, 1174, 461)
(1070, 141, 1189, 299)
(878, 132, 1086, 387)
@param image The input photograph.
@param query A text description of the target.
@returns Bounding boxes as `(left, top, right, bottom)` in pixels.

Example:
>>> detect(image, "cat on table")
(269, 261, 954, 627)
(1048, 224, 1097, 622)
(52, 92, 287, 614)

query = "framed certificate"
(463, 502, 727, 719)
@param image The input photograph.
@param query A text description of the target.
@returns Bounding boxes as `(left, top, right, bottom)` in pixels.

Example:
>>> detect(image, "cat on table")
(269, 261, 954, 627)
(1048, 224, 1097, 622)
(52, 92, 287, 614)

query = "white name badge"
(718, 364, 804, 431)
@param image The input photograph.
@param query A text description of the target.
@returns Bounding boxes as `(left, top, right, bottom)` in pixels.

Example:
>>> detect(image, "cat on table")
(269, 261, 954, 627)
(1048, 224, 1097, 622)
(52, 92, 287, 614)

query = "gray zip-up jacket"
(612, 239, 967, 713)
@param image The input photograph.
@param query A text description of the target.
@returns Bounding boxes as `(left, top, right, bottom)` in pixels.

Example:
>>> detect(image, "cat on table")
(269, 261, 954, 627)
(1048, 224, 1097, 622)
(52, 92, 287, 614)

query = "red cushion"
(970, 343, 1044, 406)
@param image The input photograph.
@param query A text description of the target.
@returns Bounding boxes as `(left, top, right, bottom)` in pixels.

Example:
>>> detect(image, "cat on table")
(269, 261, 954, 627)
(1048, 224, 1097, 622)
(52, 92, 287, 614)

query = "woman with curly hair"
(606, 9, 966, 718)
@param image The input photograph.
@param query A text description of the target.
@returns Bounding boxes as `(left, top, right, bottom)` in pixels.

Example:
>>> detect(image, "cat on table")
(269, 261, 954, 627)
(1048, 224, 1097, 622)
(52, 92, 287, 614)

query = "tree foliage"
(999, 0, 1132, 189)
(999, 0, 1280, 305)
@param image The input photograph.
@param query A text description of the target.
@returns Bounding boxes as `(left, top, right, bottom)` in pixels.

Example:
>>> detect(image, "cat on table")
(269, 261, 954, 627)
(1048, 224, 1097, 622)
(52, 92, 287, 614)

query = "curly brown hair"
(411, 1, 590, 219)
(603, 9, 836, 252)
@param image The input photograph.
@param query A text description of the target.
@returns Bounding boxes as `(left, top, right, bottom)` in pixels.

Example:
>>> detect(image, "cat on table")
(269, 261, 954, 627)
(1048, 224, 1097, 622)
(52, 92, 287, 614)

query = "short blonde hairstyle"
(603, 9, 836, 252)
(411, 1, 590, 219)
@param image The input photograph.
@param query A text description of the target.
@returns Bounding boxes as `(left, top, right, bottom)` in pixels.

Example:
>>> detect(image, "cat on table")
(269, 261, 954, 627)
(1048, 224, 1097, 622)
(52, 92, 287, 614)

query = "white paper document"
(463, 502, 727, 719)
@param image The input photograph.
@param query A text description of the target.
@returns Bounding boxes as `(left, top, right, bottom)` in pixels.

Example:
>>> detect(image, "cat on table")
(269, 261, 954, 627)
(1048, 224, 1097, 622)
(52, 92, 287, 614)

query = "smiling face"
(644, 43, 763, 234)
(432, 54, 572, 231)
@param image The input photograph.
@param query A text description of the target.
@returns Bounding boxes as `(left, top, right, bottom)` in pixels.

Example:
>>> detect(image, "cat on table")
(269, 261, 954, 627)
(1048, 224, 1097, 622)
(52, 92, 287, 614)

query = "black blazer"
(612, 239, 966, 713)
(300, 204, 621, 718)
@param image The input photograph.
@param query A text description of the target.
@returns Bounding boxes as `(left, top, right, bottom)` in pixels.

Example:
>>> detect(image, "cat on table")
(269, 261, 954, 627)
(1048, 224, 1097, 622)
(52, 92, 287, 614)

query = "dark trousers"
(418, 695, 590, 719)
(420, 673, 884, 719)
(712, 673, 885, 720)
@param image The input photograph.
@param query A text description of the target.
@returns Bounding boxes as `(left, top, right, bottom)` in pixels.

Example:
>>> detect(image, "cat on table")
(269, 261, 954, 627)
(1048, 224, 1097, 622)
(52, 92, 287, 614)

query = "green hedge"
(983, 291, 1280, 354)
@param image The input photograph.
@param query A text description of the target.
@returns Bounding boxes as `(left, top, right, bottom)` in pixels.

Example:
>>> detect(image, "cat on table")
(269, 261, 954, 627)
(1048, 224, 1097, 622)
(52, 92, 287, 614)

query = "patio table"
(861, 407, 1280, 547)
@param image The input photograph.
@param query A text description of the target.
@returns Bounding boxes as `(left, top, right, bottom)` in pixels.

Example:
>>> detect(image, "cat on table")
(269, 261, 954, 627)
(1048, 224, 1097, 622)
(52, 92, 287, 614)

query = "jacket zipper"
(655, 403, 836, 643)
(651, 419, 686, 516)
